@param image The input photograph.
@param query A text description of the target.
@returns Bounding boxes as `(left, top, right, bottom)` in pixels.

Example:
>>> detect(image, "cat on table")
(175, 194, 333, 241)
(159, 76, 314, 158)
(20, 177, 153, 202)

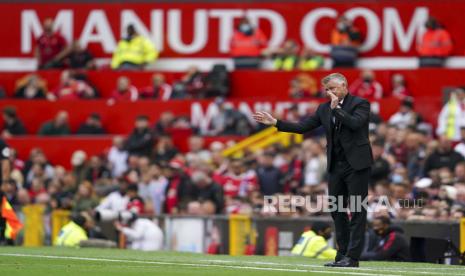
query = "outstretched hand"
(252, 111, 277, 126)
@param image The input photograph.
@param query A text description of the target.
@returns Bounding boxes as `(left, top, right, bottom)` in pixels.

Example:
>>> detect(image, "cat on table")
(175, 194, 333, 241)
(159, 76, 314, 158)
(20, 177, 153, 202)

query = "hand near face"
(327, 91, 339, 109)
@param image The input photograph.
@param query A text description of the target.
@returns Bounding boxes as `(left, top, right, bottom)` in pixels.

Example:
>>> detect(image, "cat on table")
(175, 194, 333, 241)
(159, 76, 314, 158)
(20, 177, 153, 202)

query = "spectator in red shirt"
(52, 70, 96, 100)
(417, 17, 453, 62)
(350, 70, 384, 100)
(110, 76, 139, 102)
(140, 74, 173, 101)
(230, 17, 267, 69)
(390, 74, 411, 100)
(35, 18, 68, 69)
(214, 159, 255, 199)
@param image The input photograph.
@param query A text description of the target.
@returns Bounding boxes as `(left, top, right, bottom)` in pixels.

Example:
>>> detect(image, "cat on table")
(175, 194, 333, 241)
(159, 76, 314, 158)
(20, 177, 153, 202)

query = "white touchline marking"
(200, 259, 465, 275)
(0, 253, 400, 276)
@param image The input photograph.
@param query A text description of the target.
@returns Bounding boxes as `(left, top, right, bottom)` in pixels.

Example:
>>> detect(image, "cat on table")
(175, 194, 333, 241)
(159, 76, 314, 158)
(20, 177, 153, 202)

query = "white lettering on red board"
(20, 7, 429, 55)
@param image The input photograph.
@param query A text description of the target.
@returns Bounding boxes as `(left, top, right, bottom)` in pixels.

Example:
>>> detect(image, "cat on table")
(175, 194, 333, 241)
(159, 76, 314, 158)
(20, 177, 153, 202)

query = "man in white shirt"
(108, 136, 129, 177)
(95, 179, 129, 221)
(115, 213, 164, 251)
(388, 99, 417, 130)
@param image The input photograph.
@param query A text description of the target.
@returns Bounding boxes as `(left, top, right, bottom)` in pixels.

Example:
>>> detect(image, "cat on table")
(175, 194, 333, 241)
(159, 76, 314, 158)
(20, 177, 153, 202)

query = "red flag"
(2, 196, 23, 240)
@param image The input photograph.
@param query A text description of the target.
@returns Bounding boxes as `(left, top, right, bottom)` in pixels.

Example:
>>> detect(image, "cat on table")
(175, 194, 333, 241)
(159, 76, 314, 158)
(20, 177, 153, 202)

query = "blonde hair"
(321, 73, 348, 86)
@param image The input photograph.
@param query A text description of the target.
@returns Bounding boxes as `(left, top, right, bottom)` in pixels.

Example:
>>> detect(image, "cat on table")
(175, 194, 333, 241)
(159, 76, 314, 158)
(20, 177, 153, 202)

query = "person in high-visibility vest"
(111, 24, 158, 70)
(291, 221, 337, 260)
(437, 88, 465, 141)
(54, 214, 89, 247)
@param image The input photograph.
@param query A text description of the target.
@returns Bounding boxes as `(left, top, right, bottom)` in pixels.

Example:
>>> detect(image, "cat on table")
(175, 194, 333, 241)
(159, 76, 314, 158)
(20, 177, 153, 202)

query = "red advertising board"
(1, 1, 464, 58)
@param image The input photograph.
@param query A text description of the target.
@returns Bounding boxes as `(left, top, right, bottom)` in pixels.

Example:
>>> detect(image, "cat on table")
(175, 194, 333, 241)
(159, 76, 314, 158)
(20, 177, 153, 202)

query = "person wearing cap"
(76, 113, 106, 135)
(114, 212, 163, 251)
(2, 107, 26, 137)
(388, 99, 417, 130)
(291, 221, 337, 260)
(125, 115, 155, 157)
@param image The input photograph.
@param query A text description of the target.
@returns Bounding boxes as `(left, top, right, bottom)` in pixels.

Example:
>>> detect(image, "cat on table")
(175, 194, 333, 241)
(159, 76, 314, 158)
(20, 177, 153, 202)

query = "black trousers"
(328, 159, 370, 260)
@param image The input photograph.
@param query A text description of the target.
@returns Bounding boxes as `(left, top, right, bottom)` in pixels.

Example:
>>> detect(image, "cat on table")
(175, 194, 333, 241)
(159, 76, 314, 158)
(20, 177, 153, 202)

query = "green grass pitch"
(0, 247, 465, 275)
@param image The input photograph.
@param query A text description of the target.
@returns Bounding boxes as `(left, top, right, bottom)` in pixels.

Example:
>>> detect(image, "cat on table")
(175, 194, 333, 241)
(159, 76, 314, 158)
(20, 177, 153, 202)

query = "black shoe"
(331, 256, 359, 268)
(324, 255, 343, 267)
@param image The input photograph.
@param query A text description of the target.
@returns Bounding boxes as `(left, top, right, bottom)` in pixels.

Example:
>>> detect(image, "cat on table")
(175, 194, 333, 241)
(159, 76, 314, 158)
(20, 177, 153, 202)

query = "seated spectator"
(361, 216, 410, 261)
(52, 70, 96, 100)
(299, 48, 324, 71)
(417, 17, 453, 67)
(207, 97, 253, 136)
(111, 24, 158, 70)
(152, 135, 178, 164)
(202, 64, 230, 98)
(38, 111, 71, 136)
(256, 152, 283, 196)
(370, 139, 390, 187)
(390, 74, 411, 100)
(350, 70, 383, 100)
(455, 127, 465, 158)
(265, 39, 300, 71)
(388, 99, 418, 130)
(72, 181, 99, 214)
(77, 113, 106, 135)
(108, 136, 129, 178)
(35, 18, 68, 69)
(424, 136, 465, 176)
(140, 73, 173, 100)
(330, 16, 361, 68)
(188, 170, 224, 214)
(171, 66, 204, 99)
(230, 17, 267, 69)
(62, 41, 96, 69)
(85, 155, 111, 184)
(14, 74, 47, 99)
(110, 76, 139, 102)
(54, 214, 89, 247)
(288, 74, 319, 99)
(291, 221, 336, 260)
(125, 115, 155, 157)
(437, 87, 465, 141)
(2, 106, 26, 137)
(154, 111, 175, 134)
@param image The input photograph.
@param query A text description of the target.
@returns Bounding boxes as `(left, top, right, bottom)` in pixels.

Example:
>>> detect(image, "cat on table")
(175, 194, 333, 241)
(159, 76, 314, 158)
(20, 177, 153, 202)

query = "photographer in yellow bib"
(291, 221, 337, 260)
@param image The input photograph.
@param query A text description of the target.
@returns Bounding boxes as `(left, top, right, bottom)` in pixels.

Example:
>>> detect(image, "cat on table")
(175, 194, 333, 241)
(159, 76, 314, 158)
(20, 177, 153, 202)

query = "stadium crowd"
(0, 12, 463, 261)
(1, 88, 465, 222)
